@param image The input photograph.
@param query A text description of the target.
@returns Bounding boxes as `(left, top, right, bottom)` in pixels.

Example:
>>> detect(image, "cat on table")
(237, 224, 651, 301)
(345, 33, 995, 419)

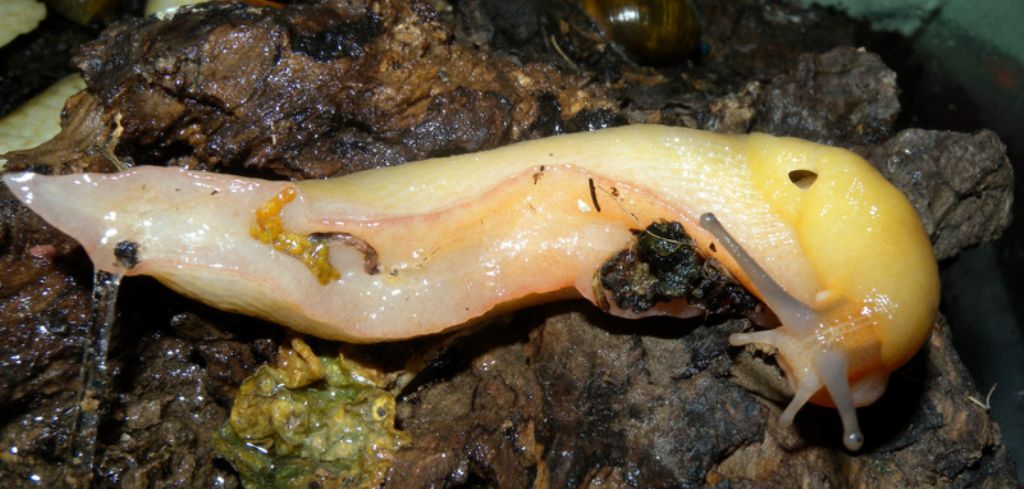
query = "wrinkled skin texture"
(0, 0, 1018, 487)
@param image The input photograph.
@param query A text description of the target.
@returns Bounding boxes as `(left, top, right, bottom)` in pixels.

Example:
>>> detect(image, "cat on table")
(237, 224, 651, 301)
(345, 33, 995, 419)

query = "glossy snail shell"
(583, 0, 701, 66)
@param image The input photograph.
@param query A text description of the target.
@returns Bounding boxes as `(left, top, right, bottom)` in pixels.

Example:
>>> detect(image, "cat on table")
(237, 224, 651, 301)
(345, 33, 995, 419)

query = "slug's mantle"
(2, 124, 939, 450)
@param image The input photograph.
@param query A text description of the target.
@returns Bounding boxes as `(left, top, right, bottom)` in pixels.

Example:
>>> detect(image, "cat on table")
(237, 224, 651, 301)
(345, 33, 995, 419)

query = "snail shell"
(583, 0, 701, 66)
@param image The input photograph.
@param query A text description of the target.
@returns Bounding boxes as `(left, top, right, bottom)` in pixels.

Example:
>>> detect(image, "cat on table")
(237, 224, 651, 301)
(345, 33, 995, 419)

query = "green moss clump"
(215, 339, 407, 488)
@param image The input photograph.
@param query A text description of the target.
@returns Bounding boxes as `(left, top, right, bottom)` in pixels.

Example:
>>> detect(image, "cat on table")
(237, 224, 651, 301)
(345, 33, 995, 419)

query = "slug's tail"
(3, 171, 117, 266)
(2, 168, 282, 276)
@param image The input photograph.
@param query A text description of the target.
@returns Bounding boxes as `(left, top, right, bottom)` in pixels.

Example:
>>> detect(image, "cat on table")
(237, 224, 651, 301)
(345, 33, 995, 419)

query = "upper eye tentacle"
(699, 213, 820, 334)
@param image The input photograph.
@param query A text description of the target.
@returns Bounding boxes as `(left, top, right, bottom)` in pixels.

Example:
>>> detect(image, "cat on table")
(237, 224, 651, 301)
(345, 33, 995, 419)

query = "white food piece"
(0, 75, 86, 170)
(0, 0, 46, 48)
(145, 0, 207, 16)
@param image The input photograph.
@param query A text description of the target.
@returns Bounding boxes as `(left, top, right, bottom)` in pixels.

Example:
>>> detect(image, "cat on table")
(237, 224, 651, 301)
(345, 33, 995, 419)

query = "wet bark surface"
(6, 0, 616, 178)
(0, 0, 1018, 487)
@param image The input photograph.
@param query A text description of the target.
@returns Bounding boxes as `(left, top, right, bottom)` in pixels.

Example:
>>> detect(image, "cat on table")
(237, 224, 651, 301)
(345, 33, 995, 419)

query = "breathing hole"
(788, 169, 818, 189)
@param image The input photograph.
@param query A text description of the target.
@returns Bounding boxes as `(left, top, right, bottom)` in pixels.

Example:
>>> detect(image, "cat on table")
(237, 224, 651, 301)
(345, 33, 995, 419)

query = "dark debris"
(599, 221, 758, 316)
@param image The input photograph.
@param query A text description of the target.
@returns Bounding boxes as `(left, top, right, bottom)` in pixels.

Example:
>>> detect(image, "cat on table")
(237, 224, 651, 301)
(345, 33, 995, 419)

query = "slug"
(2, 124, 939, 450)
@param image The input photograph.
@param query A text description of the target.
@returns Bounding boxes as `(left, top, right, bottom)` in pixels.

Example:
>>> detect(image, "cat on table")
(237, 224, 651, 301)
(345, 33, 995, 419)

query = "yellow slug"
(2, 124, 939, 450)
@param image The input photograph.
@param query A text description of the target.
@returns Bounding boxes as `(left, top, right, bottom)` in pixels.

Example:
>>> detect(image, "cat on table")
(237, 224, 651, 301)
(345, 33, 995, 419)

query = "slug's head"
(701, 134, 939, 450)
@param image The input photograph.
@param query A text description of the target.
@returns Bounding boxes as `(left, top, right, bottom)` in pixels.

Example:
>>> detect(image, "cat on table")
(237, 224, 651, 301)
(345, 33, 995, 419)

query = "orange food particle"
(250, 187, 340, 284)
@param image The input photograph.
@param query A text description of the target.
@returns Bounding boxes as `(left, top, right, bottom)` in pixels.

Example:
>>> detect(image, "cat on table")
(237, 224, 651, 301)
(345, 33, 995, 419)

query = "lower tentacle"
(818, 350, 864, 451)
(779, 376, 820, 427)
